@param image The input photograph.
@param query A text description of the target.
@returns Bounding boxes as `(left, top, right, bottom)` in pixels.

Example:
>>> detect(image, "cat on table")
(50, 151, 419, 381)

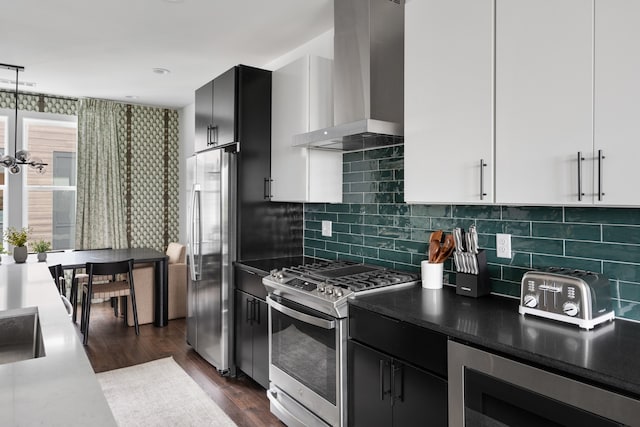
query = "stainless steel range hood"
(293, 0, 404, 151)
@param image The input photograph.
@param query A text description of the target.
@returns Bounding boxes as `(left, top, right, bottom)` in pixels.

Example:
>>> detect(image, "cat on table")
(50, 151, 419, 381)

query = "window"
(25, 118, 77, 250)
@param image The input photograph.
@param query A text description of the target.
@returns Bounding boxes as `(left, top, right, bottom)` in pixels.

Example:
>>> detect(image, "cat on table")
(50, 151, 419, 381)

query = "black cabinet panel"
(212, 67, 236, 146)
(349, 306, 448, 427)
(348, 340, 393, 427)
(234, 265, 269, 389)
(195, 80, 213, 152)
(348, 339, 448, 427)
(393, 362, 447, 427)
(349, 304, 448, 377)
(235, 267, 267, 299)
(235, 289, 253, 378)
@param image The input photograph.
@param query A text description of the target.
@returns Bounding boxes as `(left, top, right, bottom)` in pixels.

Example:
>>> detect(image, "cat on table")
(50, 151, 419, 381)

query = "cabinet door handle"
(246, 298, 253, 324)
(264, 178, 273, 200)
(392, 362, 404, 404)
(577, 152, 585, 201)
(253, 299, 260, 325)
(379, 360, 391, 401)
(479, 159, 488, 200)
(207, 125, 214, 146)
(208, 125, 218, 145)
(598, 149, 605, 201)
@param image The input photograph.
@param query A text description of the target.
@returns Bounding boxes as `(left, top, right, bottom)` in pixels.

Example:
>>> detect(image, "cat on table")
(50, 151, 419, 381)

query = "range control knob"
(523, 294, 538, 308)
(335, 289, 343, 297)
(325, 286, 334, 295)
(318, 284, 325, 293)
(563, 302, 579, 317)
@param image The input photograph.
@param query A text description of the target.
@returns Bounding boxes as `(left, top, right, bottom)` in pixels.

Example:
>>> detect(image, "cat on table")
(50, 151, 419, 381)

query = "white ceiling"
(0, 0, 333, 109)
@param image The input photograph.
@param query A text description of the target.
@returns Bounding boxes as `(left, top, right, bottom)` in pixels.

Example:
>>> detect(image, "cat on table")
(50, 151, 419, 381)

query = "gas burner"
(281, 259, 419, 293)
(264, 259, 420, 318)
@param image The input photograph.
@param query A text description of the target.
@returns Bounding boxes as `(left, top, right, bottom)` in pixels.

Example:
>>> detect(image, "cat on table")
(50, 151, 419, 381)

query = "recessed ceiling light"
(152, 68, 171, 75)
(125, 95, 139, 99)
(163, 0, 184, 3)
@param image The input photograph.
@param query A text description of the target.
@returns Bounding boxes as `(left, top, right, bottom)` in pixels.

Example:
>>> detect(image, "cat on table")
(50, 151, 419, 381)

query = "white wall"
(176, 29, 334, 243)
(263, 29, 334, 70)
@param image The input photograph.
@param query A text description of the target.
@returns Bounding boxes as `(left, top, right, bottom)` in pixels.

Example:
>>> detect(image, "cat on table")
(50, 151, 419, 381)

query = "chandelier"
(0, 63, 47, 175)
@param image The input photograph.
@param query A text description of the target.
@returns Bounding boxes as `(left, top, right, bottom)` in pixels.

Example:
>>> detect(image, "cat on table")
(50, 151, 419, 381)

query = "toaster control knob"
(523, 294, 538, 308)
(563, 302, 579, 317)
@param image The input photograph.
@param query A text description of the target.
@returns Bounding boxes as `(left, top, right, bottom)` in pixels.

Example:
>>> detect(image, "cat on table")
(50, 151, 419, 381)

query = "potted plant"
(31, 239, 52, 262)
(4, 227, 30, 263)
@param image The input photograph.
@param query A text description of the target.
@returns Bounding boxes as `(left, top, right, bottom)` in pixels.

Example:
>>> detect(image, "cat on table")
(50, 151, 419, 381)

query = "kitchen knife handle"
(479, 159, 488, 200)
(598, 149, 605, 201)
(577, 152, 585, 201)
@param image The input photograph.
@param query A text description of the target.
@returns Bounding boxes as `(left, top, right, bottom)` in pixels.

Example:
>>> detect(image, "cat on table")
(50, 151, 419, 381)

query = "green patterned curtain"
(75, 99, 127, 249)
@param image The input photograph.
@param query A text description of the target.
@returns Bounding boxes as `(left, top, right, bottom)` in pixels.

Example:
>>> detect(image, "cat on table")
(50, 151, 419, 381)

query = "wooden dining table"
(46, 248, 169, 327)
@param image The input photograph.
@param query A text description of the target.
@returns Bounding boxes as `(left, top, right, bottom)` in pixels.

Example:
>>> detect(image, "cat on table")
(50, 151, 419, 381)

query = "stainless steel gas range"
(263, 260, 419, 427)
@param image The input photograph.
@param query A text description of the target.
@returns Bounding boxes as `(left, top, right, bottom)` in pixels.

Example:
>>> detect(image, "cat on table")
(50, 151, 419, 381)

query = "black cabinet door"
(195, 80, 213, 152)
(392, 362, 448, 427)
(252, 298, 269, 389)
(234, 289, 253, 378)
(212, 67, 237, 146)
(348, 340, 393, 427)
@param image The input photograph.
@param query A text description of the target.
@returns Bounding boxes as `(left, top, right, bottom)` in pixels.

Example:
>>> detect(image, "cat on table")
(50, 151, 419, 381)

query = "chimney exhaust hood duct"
(293, 0, 404, 151)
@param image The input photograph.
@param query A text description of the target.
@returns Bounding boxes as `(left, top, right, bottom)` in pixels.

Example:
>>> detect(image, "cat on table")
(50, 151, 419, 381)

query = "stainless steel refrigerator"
(187, 148, 233, 371)
(187, 65, 302, 374)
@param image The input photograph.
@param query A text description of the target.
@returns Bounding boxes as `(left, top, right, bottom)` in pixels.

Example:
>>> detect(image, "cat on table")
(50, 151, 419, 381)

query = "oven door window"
(464, 368, 624, 427)
(270, 298, 337, 405)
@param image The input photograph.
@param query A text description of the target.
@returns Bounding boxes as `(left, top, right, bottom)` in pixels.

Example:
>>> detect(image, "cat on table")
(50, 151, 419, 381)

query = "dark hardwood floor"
(80, 301, 283, 427)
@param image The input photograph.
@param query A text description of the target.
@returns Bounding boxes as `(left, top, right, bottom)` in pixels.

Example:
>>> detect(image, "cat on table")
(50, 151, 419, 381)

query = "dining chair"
(70, 247, 112, 324)
(48, 264, 74, 318)
(48, 264, 65, 295)
(80, 259, 139, 345)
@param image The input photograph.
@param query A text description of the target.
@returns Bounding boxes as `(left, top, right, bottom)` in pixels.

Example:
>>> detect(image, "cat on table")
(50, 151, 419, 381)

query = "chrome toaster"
(519, 267, 614, 330)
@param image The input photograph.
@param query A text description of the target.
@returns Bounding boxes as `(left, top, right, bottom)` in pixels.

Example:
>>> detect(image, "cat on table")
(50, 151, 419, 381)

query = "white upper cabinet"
(404, 0, 494, 204)
(270, 55, 342, 203)
(594, 0, 640, 206)
(495, 0, 594, 205)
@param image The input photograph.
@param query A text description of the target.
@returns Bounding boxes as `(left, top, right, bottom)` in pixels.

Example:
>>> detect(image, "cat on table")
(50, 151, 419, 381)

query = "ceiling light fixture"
(0, 63, 47, 175)
(152, 67, 171, 75)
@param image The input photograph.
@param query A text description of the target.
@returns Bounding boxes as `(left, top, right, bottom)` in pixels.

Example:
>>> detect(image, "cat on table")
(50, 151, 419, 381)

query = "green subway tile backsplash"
(603, 225, 640, 244)
(303, 146, 640, 322)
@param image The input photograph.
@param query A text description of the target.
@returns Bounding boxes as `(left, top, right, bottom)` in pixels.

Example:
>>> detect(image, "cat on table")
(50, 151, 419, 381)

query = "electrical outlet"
(321, 220, 332, 237)
(496, 233, 512, 258)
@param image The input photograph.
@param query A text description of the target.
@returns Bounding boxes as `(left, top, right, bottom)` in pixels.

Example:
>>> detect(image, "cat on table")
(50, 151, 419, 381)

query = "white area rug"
(97, 357, 237, 427)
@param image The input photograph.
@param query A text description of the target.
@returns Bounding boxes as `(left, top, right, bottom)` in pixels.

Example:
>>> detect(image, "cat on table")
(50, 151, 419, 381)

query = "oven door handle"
(267, 296, 336, 330)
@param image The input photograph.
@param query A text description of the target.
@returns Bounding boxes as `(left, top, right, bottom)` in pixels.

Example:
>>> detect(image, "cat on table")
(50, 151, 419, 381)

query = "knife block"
(456, 250, 491, 298)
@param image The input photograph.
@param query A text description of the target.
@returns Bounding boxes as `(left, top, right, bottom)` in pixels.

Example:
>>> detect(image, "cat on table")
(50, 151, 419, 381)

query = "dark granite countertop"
(350, 284, 640, 399)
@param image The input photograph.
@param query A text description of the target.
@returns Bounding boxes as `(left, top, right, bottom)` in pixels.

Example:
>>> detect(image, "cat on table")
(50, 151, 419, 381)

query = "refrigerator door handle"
(189, 184, 202, 281)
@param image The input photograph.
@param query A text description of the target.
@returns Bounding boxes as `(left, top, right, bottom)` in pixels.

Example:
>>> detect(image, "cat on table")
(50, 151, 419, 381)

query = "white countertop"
(0, 257, 116, 426)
